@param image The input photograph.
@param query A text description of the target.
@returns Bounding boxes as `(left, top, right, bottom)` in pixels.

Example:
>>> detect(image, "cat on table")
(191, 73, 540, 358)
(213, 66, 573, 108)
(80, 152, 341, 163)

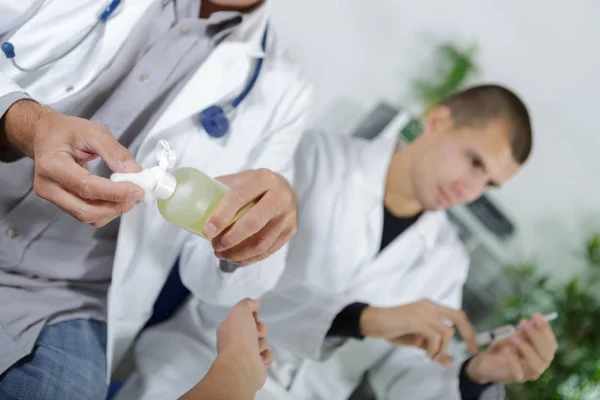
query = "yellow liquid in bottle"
(157, 167, 251, 239)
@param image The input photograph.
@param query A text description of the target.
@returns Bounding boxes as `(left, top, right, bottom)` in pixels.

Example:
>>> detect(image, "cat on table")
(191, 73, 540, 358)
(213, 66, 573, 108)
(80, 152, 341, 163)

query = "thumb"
(89, 129, 141, 174)
(237, 298, 260, 313)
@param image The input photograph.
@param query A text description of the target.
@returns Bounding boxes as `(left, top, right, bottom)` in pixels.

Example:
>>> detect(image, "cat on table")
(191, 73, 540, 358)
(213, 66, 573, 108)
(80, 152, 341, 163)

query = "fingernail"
(214, 251, 225, 260)
(204, 222, 217, 238)
(127, 193, 144, 203)
(121, 159, 141, 173)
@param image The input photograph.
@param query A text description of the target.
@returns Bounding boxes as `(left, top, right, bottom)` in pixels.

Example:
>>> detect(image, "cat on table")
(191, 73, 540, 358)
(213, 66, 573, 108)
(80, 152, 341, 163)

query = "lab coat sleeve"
(0, 73, 30, 117)
(257, 280, 353, 361)
(367, 237, 505, 400)
(177, 76, 313, 306)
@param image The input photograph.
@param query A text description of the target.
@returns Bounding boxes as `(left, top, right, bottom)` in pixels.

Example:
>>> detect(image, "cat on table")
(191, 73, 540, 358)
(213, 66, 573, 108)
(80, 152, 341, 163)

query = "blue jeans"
(0, 319, 107, 400)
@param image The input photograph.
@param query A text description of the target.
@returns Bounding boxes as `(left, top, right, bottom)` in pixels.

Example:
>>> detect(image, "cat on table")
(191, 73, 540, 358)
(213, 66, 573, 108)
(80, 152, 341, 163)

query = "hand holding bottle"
(204, 169, 298, 266)
(110, 140, 298, 266)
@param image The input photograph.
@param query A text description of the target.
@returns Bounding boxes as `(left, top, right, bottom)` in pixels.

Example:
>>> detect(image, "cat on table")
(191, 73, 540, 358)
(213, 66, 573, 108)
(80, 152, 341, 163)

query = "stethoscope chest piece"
(200, 105, 230, 138)
(198, 24, 269, 138)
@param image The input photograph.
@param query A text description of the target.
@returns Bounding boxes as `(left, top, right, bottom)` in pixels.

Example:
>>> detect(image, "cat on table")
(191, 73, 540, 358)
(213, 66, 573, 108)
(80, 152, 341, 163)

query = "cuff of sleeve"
(459, 358, 493, 400)
(326, 302, 369, 339)
(0, 92, 31, 120)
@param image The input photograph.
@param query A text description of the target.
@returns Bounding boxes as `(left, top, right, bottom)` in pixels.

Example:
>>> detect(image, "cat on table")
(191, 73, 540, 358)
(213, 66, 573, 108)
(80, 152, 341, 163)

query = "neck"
(383, 145, 423, 218)
(199, 0, 264, 18)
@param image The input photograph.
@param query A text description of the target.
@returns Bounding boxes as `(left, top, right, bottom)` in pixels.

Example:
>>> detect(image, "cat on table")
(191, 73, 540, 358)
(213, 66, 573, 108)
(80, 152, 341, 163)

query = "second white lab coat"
(0, 0, 312, 381)
(256, 131, 504, 400)
(259, 131, 471, 400)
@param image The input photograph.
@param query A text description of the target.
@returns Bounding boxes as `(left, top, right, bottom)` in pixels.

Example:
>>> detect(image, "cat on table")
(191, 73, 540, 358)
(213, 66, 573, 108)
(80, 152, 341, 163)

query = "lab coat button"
(139, 73, 150, 84)
(6, 227, 18, 238)
(179, 26, 189, 35)
(65, 85, 74, 93)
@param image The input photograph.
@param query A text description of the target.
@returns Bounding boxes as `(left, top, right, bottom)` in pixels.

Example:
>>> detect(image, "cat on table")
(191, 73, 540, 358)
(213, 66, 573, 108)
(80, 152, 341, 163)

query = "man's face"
(410, 106, 522, 211)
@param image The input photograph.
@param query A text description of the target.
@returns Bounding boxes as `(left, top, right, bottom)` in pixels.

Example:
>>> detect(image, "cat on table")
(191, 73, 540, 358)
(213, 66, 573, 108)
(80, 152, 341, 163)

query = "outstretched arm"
(179, 298, 272, 400)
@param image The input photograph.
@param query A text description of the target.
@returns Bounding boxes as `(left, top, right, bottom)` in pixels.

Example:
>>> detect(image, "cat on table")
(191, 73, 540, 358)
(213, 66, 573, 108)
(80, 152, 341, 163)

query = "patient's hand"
(179, 299, 272, 400)
(217, 298, 272, 391)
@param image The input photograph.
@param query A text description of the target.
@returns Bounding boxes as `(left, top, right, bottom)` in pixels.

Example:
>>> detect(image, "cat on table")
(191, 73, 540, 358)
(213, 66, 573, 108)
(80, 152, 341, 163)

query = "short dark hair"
(442, 84, 533, 164)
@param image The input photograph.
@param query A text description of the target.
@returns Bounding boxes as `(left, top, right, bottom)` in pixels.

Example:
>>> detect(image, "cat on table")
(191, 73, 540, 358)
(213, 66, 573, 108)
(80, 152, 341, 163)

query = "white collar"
(354, 135, 398, 205)
(354, 136, 452, 251)
(223, 1, 272, 57)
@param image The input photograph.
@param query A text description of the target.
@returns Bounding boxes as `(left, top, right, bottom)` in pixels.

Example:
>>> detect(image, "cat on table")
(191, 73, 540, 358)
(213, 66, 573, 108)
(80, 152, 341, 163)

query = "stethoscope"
(1, 0, 122, 72)
(0, 0, 269, 139)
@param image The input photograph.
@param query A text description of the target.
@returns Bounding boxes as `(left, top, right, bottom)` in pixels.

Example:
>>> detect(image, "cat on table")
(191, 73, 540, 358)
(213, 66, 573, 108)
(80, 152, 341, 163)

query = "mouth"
(438, 187, 452, 208)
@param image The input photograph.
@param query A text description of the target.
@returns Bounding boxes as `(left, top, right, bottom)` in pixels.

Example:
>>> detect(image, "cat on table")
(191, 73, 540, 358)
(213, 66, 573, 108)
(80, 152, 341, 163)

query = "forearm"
(0, 95, 47, 164)
(1, 97, 45, 159)
(179, 350, 259, 400)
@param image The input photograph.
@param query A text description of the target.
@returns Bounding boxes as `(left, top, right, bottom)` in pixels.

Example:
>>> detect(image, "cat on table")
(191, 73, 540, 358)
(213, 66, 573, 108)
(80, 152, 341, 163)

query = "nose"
(452, 176, 486, 203)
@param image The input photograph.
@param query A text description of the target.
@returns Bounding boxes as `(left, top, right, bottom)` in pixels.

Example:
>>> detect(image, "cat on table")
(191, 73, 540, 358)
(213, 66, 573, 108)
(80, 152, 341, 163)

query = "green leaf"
(410, 40, 480, 115)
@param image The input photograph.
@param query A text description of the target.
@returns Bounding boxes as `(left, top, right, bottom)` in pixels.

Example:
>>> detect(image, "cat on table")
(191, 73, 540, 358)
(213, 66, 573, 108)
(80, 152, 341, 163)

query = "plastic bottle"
(111, 140, 250, 239)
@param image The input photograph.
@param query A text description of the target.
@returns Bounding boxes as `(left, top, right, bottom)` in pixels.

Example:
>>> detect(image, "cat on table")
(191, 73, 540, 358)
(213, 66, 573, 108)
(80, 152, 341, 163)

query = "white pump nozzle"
(111, 140, 178, 204)
(156, 139, 176, 170)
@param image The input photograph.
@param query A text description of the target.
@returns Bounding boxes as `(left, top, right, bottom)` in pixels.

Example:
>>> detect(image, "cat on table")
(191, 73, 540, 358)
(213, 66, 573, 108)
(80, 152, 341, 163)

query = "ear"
(422, 105, 453, 137)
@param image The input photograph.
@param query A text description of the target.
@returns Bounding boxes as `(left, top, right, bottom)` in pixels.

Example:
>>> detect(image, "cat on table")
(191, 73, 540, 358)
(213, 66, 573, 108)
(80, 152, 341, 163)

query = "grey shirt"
(0, 0, 242, 375)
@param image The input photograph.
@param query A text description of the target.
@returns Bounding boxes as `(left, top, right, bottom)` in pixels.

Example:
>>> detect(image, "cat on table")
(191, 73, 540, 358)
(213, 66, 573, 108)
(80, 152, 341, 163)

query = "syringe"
(475, 312, 558, 347)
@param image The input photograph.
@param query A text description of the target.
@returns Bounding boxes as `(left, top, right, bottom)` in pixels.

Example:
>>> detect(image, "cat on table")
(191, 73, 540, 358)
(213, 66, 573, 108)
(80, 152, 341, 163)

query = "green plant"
(412, 41, 479, 116)
(489, 233, 600, 399)
(400, 40, 479, 143)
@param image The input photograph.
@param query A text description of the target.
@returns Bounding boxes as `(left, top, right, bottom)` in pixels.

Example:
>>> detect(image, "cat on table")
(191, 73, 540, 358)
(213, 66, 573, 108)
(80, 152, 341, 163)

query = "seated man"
(255, 83, 557, 400)
(123, 84, 557, 400)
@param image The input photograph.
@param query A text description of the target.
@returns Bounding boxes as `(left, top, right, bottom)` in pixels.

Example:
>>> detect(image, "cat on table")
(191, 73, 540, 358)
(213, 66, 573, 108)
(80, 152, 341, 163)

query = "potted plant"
(400, 40, 479, 143)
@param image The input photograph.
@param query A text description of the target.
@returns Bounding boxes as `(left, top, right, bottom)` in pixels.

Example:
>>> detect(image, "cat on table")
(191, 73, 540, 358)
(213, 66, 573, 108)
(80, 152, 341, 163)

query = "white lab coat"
(253, 131, 505, 400)
(0, 0, 312, 382)
(117, 131, 503, 399)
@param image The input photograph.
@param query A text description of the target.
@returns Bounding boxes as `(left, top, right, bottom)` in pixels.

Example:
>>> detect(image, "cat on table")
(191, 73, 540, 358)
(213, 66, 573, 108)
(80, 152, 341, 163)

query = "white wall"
(271, 0, 600, 274)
